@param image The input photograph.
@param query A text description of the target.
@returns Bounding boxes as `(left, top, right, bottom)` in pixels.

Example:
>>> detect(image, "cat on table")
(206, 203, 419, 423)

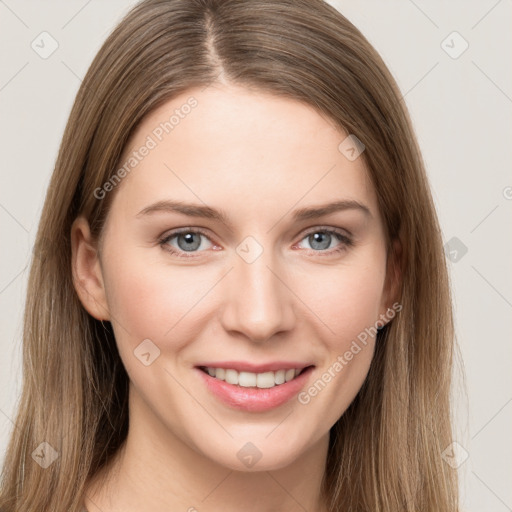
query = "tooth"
(257, 371, 276, 388)
(206, 367, 305, 387)
(238, 371, 257, 387)
(274, 369, 285, 385)
(225, 369, 239, 385)
(285, 369, 295, 382)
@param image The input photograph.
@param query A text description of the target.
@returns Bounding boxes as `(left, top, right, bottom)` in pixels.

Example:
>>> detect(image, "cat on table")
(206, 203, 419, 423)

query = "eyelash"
(158, 226, 354, 259)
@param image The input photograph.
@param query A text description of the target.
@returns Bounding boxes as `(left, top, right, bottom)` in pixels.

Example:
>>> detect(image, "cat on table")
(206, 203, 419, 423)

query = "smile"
(199, 366, 309, 389)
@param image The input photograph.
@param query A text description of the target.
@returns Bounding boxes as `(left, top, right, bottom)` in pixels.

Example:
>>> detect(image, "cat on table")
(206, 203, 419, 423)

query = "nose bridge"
(220, 239, 295, 342)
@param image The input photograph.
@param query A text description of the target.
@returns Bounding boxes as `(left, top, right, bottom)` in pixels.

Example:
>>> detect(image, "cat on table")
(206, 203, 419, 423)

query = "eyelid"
(293, 226, 353, 254)
(299, 224, 353, 239)
(157, 227, 216, 256)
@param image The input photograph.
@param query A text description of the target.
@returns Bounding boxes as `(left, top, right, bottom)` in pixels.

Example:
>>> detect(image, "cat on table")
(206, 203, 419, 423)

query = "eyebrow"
(136, 199, 372, 228)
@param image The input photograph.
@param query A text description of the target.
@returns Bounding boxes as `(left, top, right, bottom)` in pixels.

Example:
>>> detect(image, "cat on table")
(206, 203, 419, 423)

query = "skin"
(72, 83, 400, 512)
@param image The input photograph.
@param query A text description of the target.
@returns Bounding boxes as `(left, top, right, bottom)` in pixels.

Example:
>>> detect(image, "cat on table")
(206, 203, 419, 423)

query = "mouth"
(197, 365, 314, 390)
(195, 363, 315, 412)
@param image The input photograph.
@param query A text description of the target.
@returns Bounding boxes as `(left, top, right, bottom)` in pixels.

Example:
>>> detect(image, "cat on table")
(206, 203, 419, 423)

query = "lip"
(195, 365, 315, 412)
(194, 360, 312, 373)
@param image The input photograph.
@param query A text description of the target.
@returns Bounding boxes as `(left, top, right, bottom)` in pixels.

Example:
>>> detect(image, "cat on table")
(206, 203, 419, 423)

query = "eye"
(158, 228, 215, 257)
(158, 226, 353, 258)
(295, 228, 353, 255)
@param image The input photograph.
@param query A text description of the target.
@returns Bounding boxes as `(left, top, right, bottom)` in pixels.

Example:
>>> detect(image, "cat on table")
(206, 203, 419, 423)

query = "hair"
(0, 0, 461, 510)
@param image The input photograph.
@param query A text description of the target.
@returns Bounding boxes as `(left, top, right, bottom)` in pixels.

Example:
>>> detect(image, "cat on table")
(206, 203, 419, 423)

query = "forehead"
(111, 84, 379, 224)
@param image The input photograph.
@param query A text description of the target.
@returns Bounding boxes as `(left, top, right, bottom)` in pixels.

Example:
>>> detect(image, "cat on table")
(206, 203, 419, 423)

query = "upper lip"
(195, 361, 314, 373)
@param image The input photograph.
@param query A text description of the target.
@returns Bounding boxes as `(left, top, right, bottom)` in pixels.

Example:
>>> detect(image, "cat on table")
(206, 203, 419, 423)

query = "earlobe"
(70, 216, 111, 321)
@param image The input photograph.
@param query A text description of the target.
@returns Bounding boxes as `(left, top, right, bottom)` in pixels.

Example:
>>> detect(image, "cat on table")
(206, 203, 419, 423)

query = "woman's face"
(73, 83, 397, 471)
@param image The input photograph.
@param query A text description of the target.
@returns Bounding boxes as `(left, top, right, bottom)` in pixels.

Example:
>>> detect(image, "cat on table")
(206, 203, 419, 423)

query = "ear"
(378, 237, 402, 326)
(70, 216, 111, 321)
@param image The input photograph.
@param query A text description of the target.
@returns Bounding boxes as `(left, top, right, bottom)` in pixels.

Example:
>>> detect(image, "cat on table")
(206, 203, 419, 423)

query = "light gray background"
(0, 1, 511, 510)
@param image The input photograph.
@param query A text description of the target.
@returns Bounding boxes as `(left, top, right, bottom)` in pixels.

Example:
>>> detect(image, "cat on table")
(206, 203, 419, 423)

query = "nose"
(219, 249, 296, 343)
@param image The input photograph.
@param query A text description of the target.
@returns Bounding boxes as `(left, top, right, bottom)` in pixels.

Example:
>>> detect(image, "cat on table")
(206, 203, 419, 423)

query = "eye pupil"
(177, 232, 201, 251)
(309, 232, 331, 250)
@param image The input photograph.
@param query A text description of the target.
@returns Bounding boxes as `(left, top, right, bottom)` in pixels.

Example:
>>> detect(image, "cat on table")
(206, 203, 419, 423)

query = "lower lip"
(196, 366, 314, 412)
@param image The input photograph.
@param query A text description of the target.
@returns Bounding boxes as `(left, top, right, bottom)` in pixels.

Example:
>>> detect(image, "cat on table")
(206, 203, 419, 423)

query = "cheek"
(295, 258, 386, 345)
(103, 248, 217, 347)
(293, 260, 385, 422)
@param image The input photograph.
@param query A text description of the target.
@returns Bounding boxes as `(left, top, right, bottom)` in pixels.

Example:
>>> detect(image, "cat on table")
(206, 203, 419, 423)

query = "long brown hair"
(0, 0, 461, 510)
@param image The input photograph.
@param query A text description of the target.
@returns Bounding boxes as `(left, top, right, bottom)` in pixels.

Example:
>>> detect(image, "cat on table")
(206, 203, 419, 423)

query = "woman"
(0, 0, 460, 510)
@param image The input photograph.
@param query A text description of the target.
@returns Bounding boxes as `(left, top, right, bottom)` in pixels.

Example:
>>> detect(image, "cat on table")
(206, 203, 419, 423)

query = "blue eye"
(159, 229, 213, 257)
(297, 228, 353, 255)
(158, 227, 353, 258)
